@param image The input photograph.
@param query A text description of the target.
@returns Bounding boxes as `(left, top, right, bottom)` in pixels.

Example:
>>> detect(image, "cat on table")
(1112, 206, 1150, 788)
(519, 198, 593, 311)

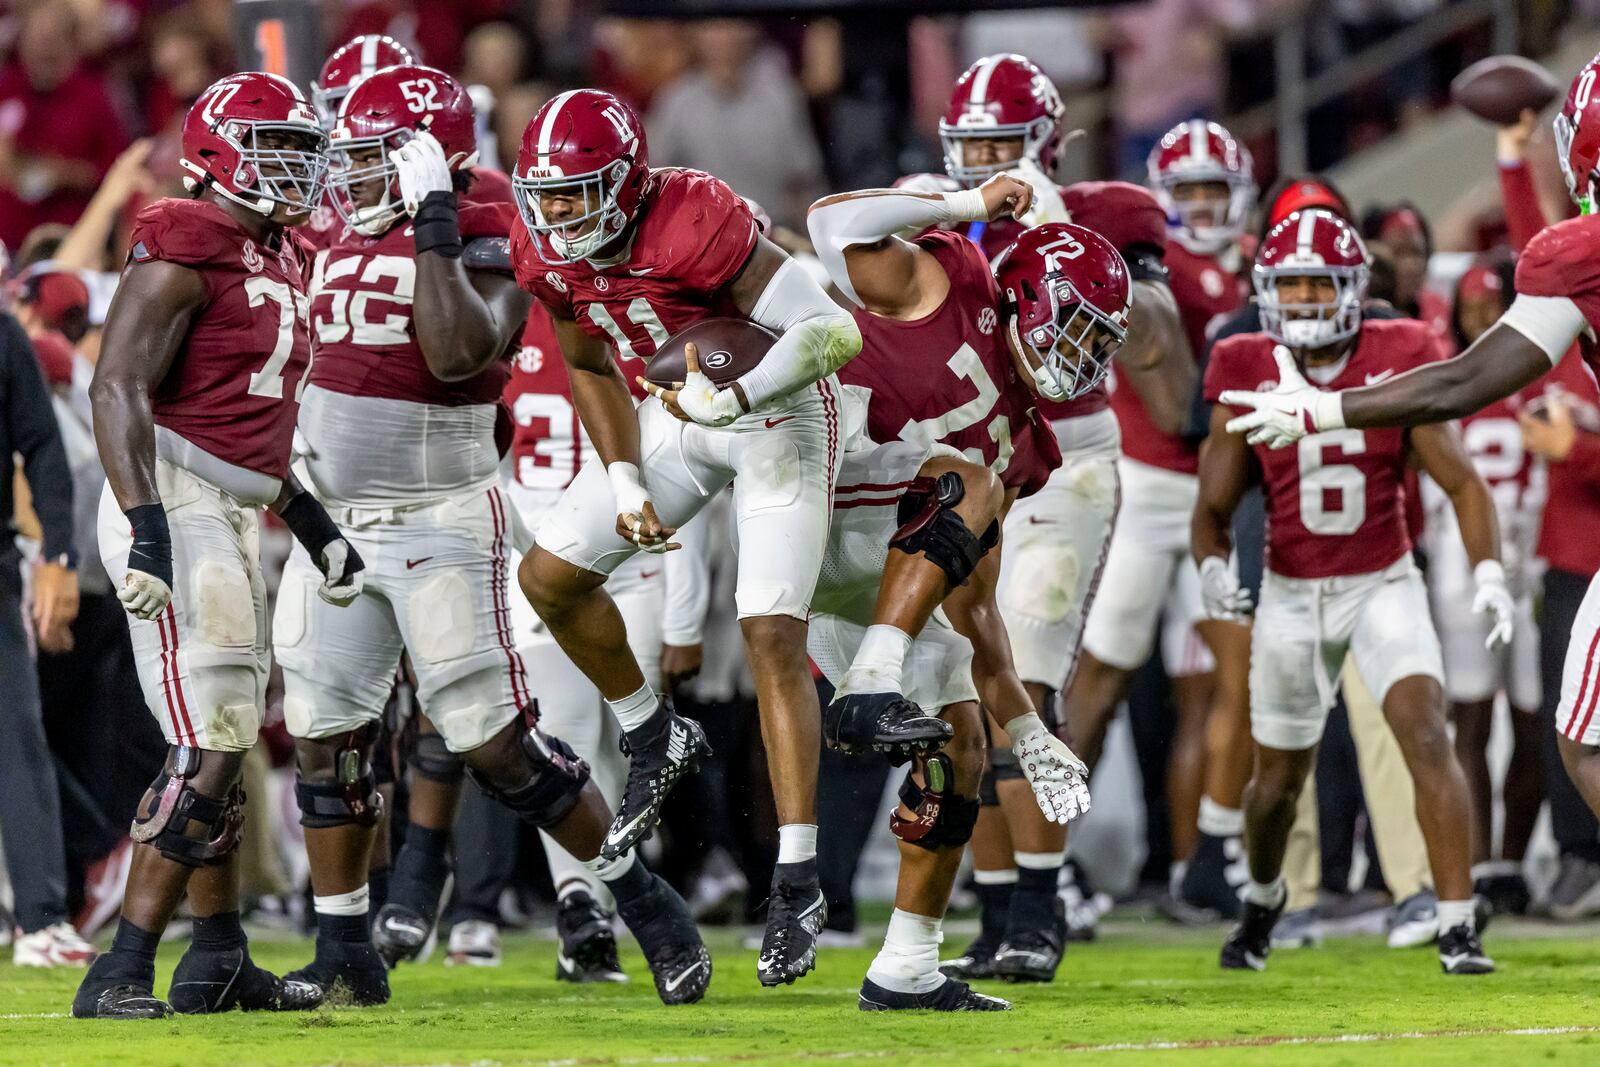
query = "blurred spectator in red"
(0, 1, 128, 249)
(647, 20, 825, 228)
(1362, 203, 1451, 341)
(11, 269, 90, 345)
(336, 0, 509, 74)
(461, 20, 530, 105)
(143, 14, 220, 136)
(590, 18, 692, 113)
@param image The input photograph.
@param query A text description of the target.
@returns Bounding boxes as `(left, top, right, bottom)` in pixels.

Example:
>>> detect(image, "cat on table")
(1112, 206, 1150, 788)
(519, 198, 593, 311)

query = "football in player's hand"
(643, 317, 777, 388)
(1451, 55, 1559, 126)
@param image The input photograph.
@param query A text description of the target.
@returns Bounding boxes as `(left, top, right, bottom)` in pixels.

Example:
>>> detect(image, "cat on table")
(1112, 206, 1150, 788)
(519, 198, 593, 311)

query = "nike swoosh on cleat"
(798, 896, 825, 920)
(663, 960, 706, 993)
(607, 810, 652, 848)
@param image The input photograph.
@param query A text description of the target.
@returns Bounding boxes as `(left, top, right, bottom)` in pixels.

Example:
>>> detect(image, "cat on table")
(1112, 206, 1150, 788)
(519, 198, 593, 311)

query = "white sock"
(583, 849, 639, 883)
(838, 625, 913, 696)
(777, 823, 818, 865)
(1014, 850, 1065, 870)
(1437, 898, 1475, 933)
(313, 885, 371, 916)
(973, 868, 1019, 886)
(1244, 877, 1285, 909)
(1198, 796, 1245, 837)
(866, 909, 945, 994)
(607, 683, 659, 732)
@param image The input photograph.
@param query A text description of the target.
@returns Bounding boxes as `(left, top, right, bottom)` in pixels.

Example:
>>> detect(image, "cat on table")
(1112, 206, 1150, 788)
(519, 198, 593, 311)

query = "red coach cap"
(24, 270, 91, 342)
(30, 329, 75, 387)
(1266, 180, 1350, 228)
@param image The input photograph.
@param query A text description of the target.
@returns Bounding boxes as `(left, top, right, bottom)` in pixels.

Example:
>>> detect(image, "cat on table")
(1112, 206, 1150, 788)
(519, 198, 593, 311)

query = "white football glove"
(1219, 345, 1345, 449)
(675, 369, 744, 428)
(1199, 555, 1252, 622)
(1472, 559, 1516, 651)
(1005, 713, 1091, 825)
(392, 130, 454, 216)
(317, 539, 365, 606)
(117, 570, 172, 621)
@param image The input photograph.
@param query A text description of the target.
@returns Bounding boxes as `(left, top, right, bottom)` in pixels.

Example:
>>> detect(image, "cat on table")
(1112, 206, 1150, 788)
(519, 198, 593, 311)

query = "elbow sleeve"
(1499, 294, 1589, 364)
(737, 258, 863, 408)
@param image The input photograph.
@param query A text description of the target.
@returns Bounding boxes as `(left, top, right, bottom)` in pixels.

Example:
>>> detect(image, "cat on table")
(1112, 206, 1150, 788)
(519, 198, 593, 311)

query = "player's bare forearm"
(414, 260, 531, 381)
(1192, 408, 1248, 564)
(1115, 279, 1194, 435)
(944, 551, 1033, 727)
(1413, 421, 1502, 567)
(1341, 323, 1550, 428)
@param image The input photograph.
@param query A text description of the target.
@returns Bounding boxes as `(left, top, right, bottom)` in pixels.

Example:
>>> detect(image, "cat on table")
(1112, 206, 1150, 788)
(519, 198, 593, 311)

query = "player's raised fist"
(979, 172, 1034, 222)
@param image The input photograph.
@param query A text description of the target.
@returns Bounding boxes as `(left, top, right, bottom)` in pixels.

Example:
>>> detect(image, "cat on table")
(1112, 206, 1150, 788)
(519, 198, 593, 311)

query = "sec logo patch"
(977, 307, 997, 335)
(703, 349, 733, 370)
(545, 271, 567, 293)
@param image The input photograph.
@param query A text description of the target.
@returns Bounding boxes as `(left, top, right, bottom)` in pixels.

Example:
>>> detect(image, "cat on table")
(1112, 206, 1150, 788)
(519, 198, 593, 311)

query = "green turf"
(4, 921, 1600, 1066)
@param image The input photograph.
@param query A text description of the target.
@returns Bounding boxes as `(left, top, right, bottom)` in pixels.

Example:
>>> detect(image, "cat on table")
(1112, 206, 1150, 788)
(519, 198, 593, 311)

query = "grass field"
(4, 917, 1600, 1066)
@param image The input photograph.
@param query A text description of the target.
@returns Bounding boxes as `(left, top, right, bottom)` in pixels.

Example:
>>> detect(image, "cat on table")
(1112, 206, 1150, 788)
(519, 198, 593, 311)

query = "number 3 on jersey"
(1298, 429, 1367, 535)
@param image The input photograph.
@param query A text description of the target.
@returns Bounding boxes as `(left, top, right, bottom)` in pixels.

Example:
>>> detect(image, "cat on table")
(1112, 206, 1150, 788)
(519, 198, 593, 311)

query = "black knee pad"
(468, 725, 590, 829)
(408, 730, 466, 784)
(296, 727, 385, 829)
(889, 754, 981, 851)
(890, 472, 999, 588)
(130, 747, 245, 867)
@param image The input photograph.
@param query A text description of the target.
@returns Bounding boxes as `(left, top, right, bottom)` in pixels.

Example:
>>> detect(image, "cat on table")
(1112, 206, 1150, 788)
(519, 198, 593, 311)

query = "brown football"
(1451, 55, 1559, 126)
(642, 317, 778, 388)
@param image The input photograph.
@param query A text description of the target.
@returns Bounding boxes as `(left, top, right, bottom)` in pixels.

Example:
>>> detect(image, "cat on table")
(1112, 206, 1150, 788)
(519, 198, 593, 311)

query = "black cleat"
(825, 692, 954, 760)
(285, 941, 391, 1007)
(616, 873, 711, 1005)
(1475, 871, 1531, 917)
(1439, 924, 1495, 975)
(556, 891, 627, 984)
(372, 902, 435, 970)
(1220, 896, 1285, 972)
(603, 712, 710, 860)
(939, 931, 1001, 980)
(1178, 832, 1244, 921)
(859, 976, 1011, 1012)
(169, 945, 323, 1014)
(72, 959, 172, 1020)
(757, 879, 827, 987)
(992, 922, 1064, 983)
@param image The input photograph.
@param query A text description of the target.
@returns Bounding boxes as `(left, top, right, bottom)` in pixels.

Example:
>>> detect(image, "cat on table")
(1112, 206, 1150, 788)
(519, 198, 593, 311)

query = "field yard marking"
(0, 1013, 68, 1020)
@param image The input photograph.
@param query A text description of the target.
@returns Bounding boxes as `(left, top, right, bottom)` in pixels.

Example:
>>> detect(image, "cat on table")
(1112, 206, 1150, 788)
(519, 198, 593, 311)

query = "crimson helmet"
(1254, 210, 1370, 349)
(940, 54, 1065, 187)
(1554, 55, 1600, 214)
(180, 72, 327, 218)
(993, 222, 1131, 401)
(313, 34, 417, 126)
(328, 65, 478, 235)
(513, 89, 649, 264)
(1148, 119, 1256, 254)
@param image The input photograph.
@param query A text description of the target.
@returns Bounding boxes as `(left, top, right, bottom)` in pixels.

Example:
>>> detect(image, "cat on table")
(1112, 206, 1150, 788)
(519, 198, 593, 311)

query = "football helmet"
(1148, 119, 1256, 254)
(512, 89, 649, 264)
(180, 72, 327, 218)
(313, 34, 418, 127)
(328, 65, 478, 235)
(1254, 210, 1370, 349)
(940, 54, 1065, 187)
(1554, 53, 1600, 214)
(993, 222, 1131, 401)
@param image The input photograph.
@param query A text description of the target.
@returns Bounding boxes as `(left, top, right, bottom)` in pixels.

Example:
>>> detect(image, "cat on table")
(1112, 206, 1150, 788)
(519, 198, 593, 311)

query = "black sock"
(1007, 864, 1060, 935)
(773, 858, 818, 888)
(974, 879, 1016, 943)
(405, 823, 450, 859)
(623, 703, 671, 750)
(368, 866, 391, 918)
(604, 856, 655, 908)
(390, 824, 451, 916)
(95, 919, 161, 985)
(190, 911, 246, 952)
(316, 910, 371, 945)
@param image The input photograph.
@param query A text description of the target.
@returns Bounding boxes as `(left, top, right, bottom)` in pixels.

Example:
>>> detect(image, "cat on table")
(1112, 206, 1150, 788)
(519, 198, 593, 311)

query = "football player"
(1198, 210, 1506, 975)
(73, 74, 342, 1019)
(1220, 54, 1600, 906)
(808, 175, 1115, 1008)
(276, 66, 709, 1007)
(510, 89, 875, 985)
(933, 53, 1194, 971)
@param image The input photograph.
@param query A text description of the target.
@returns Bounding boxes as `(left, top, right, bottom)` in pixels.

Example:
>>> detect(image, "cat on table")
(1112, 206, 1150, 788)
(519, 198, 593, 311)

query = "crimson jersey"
(1205, 319, 1447, 579)
(130, 198, 313, 480)
(302, 165, 512, 252)
(1515, 212, 1600, 382)
(513, 168, 758, 396)
(1457, 383, 1548, 528)
(309, 199, 516, 406)
(504, 304, 591, 500)
(842, 228, 1059, 496)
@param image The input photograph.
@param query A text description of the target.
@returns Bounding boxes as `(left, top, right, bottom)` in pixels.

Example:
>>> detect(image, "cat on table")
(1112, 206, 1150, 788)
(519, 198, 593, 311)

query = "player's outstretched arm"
(89, 258, 205, 620)
(1191, 406, 1254, 621)
(1113, 277, 1195, 435)
(1412, 421, 1514, 649)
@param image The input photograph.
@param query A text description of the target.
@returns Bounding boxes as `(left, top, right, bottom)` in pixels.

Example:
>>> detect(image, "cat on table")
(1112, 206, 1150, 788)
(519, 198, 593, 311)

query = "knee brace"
(296, 726, 385, 829)
(468, 723, 591, 829)
(891, 473, 999, 588)
(130, 747, 245, 867)
(889, 753, 981, 851)
(408, 729, 466, 784)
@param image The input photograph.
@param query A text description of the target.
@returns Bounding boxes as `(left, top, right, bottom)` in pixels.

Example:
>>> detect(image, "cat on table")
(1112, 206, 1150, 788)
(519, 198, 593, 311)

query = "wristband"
(413, 190, 463, 258)
(1002, 711, 1048, 747)
(125, 503, 173, 588)
(278, 491, 342, 566)
(607, 461, 648, 516)
(1473, 559, 1507, 587)
(1312, 391, 1346, 432)
(943, 187, 989, 223)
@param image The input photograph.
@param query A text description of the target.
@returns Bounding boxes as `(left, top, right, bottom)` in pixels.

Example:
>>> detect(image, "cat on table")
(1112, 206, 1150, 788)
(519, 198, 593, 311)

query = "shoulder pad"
(1062, 181, 1169, 256)
(128, 198, 245, 268)
(463, 236, 513, 273)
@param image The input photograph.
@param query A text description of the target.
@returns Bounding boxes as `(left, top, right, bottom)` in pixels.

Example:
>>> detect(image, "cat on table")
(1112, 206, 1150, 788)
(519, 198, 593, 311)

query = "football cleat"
(1178, 832, 1244, 921)
(1438, 924, 1495, 975)
(371, 868, 452, 968)
(446, 920, 503, 968)
(824, 692, 953, 760)
(1386, 889, 1439, 949)
(616, 872, 711, 1005)
(1270, 907, 1323, 949)
(859, 976, 1011, 1012)
(168, 945, 323, 1014)
(939, 932, 1001, 980)
(284, 941, 391, 1007)
(555, 892, 626, 983)
(71, 980, 173, 1020)
(992, 922, 1065, 984)
(1220, 895, 1285, 972)
(603, 713, 711, 860)
(1474, 869, 1532, 917)
(757, 880, 827, 987)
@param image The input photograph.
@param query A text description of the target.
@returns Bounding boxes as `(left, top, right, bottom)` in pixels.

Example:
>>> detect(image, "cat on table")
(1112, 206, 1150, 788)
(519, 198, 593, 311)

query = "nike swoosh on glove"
(1472, 559, 1516, 651)
(317, 539, 366, 606)
(1219, 345, 1344, 449)
(674, 370, 744, 428)
(1199, 555, 1253, 622)
(1007, 715, 1091, 825)
(118, 570, 173, 620)
(392, 130, 455, 216)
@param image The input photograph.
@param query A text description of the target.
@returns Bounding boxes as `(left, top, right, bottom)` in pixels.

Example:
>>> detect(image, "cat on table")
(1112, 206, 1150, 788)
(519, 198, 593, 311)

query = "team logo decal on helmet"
(1555, 54, 1600, 214)
(180, 72, 328, 218)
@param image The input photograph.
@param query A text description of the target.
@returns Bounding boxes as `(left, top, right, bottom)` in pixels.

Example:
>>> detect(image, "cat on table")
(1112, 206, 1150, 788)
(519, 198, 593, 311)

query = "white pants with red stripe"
(274, 482, 529, 754)
(97, 462, 270, 753)
(535, 378, 843, 622)
(1556, 570, 1600, 746)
